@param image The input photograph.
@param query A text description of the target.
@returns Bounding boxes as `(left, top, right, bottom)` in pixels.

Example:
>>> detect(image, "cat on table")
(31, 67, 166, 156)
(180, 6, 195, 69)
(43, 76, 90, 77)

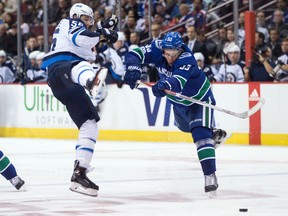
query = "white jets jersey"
(41, 18, 101, 70)
(0, 61, 16, 83)
(214, 63, 245, 82)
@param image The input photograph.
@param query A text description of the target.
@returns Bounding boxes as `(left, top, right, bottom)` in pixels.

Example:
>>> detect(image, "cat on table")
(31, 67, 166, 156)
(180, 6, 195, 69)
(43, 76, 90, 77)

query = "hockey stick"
(136, 81, 265, 119)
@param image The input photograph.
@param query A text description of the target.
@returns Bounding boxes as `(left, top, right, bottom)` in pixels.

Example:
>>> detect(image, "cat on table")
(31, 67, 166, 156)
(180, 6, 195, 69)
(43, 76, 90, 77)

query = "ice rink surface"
(0, 138, 288, 216)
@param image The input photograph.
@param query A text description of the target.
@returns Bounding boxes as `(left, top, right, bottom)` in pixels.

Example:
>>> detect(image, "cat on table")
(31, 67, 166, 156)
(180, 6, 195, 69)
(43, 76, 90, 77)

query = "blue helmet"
(162, 32, 183, 50)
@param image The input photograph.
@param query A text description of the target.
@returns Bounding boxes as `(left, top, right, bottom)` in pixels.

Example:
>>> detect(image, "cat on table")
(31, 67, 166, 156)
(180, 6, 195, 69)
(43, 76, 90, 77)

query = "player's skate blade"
(10, 176, 26, 191)
(204, 173, 218, 198)
(70, 182, 98, 197)
(206, 190, 217, 198)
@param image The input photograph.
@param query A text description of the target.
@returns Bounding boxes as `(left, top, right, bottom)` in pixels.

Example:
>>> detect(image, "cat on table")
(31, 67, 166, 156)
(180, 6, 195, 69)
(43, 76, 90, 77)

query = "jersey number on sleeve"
(179, 65, 192, 71)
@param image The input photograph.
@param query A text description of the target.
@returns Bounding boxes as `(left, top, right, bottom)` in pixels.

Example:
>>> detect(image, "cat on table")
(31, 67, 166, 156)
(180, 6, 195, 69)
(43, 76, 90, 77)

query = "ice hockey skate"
(212, 128, 231, 148)
(70, 160, 99, 197)
(10, 176, 25, 191)
(204, 173, 218, 198)
(86, 67, 108, 99)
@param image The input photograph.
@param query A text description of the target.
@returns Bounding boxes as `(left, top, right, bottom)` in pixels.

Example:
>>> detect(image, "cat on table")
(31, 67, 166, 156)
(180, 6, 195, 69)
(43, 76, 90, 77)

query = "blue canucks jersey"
(125, 39, 214, 106)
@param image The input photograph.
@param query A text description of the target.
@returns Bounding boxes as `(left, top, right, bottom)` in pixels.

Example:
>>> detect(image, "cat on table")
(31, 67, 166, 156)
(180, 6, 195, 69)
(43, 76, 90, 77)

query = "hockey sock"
(71, 61, 95, 86)
(195, 138, 216, 175)
(76, 119, 98, 168)
(0, 151, 17, 180)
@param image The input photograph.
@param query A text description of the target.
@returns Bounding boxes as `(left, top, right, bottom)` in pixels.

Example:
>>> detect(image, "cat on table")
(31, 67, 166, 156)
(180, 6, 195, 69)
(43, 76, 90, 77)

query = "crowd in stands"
(0, 0, 288, 85)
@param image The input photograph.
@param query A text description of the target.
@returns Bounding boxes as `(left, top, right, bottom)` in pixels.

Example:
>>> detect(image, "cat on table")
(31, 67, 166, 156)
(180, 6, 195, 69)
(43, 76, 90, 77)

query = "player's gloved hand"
(101, 28, 118, 44)
(97, 15, 118, 30)
(152, 79, 169, 97)
(124, 65, 142, 89)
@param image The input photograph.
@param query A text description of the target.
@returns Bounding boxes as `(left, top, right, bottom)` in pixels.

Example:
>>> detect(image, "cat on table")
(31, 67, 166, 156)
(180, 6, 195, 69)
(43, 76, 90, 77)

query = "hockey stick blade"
(136, 81, 265, 119)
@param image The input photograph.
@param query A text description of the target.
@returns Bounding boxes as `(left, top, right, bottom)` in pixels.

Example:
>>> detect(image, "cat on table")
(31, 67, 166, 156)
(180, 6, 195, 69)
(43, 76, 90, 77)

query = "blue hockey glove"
(152, 80, 169, 97)
(124, 65, 142, 89)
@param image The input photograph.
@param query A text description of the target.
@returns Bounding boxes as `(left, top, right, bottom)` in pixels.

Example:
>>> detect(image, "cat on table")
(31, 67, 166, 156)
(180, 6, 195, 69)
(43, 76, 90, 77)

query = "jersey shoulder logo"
(179, 52, 192, 59)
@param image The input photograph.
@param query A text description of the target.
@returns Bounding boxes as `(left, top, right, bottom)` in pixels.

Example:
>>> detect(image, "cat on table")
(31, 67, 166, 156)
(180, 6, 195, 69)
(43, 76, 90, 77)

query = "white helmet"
(69, 3, 94, 26)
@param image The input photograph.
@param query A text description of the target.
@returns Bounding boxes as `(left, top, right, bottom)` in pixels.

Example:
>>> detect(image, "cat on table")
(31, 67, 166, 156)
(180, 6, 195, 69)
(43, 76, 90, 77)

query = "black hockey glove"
(124, 65, 142, 89)
(97, 14, 118, 30)
(101, 28, 118, 44)
(152, 79, 169, 97)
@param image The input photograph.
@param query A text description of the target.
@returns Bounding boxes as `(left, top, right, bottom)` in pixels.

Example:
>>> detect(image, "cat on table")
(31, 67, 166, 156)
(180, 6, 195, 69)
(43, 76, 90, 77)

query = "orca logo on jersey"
(179, 52, 192, 59)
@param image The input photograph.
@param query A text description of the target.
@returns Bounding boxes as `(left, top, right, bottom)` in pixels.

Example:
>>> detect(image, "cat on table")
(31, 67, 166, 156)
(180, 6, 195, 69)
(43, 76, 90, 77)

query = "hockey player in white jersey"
(41, 3, 118, 197)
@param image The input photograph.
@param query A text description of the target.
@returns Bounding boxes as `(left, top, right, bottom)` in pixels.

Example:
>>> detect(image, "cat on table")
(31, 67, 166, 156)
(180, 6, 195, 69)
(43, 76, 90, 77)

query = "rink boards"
(0, 83, 287, 146)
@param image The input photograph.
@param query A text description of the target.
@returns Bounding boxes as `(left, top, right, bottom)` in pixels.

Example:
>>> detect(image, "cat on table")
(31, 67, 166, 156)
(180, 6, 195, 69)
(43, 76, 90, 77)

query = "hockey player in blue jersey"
(0, 150, 25, 190)
(41, 3, 118, 197)
(124, 31, 228, 195)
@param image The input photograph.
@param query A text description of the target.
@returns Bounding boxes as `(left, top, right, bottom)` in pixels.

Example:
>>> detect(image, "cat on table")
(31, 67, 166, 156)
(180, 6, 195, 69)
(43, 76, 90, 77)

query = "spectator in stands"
(36, 52, 46, 73)
(256, 10, 269, 42)
(21, 16, 30, 36)
(190, 0, 206, 31)
(274, 38, 288, 81)
(127, 9, 145, 32)
(129, 31, 141, 48)
(238, 12, 245, 48)
(154, 1, 167, 18)
(165, 0, 180, 19)
(2, 12, 15, 30)
(267, 28, 283, 60)
(88, 0, 101, 11)
(104, 6, 113, 19)
(113, 31, 129, 63)
(5, 23, 17, 57)
(196, 29, 217, 64)
(143, 23, 162, 45)
(93, 9, 103, 27)
(0, 2, 5, 23)
(139, 15, 151, 42)
(194, 52, 217, 82)
(184, 25, 208, 64)
(49, 0, 71, 25)
(119, 6, 128, 30)
(22, 2, 37, 25)
(153, 13, 169, 31)
(212, 26, 228, 67)
(35, 0, 44, 25)
(276, 0, 288, 23)
(36, 35, 45, 51)
(0, 50, 17, 83)
(4, 0, 17, 14)
(255, 31, 267, 52)
(177, 3, 192, 34)
(223, 27, 237, 56)
(123, 0, 141, 20)
(24, 51, 47, 83)
(244, 46, 275, 81)
(213, 44, 245, 82)
(22, 34, 39, 74)
(143, 23, 163, 82)
(0, 23, 16, 57)
(123, 15, 137, 45)
(268, 9, 288, 39)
